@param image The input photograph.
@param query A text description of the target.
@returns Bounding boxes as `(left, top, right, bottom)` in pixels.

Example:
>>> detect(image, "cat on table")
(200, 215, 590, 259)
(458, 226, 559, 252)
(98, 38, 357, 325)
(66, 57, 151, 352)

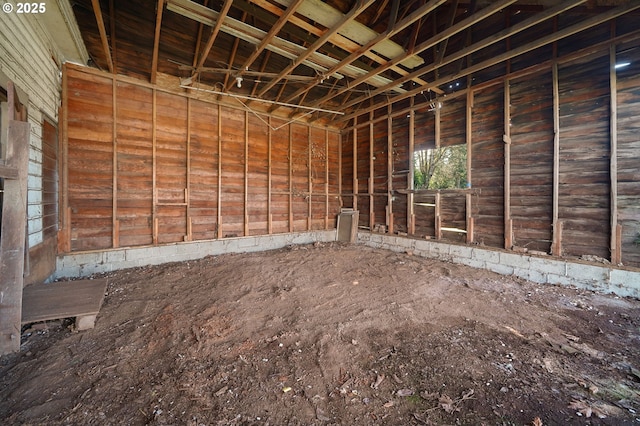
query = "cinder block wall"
(358, 233, 640, 299)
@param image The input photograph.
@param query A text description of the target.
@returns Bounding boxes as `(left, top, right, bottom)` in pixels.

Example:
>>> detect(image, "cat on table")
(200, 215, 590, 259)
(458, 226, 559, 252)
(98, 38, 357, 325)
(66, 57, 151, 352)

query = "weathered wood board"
(510, 71, 554, 253)
(63, 64, 341, 251)
(472, 86, 505, 249)
(0, 119, 31, 355)
(22, 279, 108, 331)
(558, 56, 611, 260)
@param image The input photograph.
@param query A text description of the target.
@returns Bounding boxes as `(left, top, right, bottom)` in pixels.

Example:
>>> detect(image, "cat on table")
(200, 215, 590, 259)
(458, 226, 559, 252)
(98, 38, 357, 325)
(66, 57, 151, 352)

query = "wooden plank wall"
(391, 115, 409, 233)
(62, 64, 341, 252)
(115, 82, 154, 247)
(271, 120, 291, 233)
(67, 71, 114, 251)
(558, 55, 611, 260)
(341, 130, 354, 209)
(471, 87, 505, 248)
(343, 33, 640, 268)
(616, 42, 640, 267)
(189, 101, 218, 240)
(356, 125, 370, 228)
(510, 71, 554, 253)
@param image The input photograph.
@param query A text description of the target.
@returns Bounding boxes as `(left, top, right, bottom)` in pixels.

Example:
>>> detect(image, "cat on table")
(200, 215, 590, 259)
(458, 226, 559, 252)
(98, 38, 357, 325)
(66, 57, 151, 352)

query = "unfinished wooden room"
(1, 0, 640, 424)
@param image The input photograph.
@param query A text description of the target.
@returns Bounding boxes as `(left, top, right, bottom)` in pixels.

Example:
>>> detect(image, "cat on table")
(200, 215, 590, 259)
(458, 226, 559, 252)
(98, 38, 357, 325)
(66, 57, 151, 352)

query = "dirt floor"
(1, 242, 640, 425)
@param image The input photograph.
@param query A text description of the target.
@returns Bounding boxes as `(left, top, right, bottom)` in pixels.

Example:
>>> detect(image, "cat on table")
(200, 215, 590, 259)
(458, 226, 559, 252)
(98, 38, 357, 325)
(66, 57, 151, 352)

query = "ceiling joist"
(256, 0, 378, 97)
(74, 0, 639, 123)
(228, 0, 306, 89)
(249, 0, 432, 89)
(337, 0, 590, 113)
(273, 0, 447, 112)
(308, 0, 517, 110)
(167, 0, 406, 91)
(338, 1, 640, 123)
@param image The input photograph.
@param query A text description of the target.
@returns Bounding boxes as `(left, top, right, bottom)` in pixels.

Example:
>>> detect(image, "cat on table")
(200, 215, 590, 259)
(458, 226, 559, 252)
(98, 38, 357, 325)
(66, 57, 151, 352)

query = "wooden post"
(244, 111, 249, 236)
(289, 124, 293, 232)
(466, 86, 474, 243)
(0, 119, 30, 355)
(152, 89, 158, 244)
(112, 77, 119, 248)
(59, 65, 71, 253)
(308, 126, 312, 231)
(387, 105, 394, 234)
(435, 192, 442, 240)
(609, 44, 620, 264)
(435, 99, 441, 148)
(504, 78, 513, 250)
(186, 98, 192, 241)
(217, 105, 223, 239)
(325, 128, 329, 230)
(369, 112, 375, 229)
(338, 131, 342, 206)
(466, 193, 474, 243)
(338, 131, 343, 219)
(353, 116, 358, 211)
(268, 116, 273, 234)
(551, 62, 561, 256)
(408, 97, 415, 235)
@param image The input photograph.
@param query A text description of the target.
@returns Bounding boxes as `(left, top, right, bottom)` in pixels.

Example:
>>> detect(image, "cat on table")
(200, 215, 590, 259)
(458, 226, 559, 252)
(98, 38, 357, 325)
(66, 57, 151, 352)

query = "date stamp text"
(3, 3, 47, 14)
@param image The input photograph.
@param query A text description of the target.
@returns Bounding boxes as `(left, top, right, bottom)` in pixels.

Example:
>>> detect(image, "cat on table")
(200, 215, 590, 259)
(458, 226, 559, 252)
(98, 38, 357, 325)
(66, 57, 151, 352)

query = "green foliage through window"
(414, 145, 467, 190)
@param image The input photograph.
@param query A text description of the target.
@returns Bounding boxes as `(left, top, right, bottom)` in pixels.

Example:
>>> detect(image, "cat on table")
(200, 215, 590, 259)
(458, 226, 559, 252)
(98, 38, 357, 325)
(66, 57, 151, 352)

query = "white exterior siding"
(0, 0, 85, 249)
(27, 109, 44, 247)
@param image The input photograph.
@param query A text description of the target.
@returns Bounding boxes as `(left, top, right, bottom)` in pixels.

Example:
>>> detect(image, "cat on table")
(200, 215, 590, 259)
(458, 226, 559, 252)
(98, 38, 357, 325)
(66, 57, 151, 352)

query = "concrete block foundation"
(54, 230, 640, 299)
(55, 230, 337, 280)
(358, 232, 640, 299)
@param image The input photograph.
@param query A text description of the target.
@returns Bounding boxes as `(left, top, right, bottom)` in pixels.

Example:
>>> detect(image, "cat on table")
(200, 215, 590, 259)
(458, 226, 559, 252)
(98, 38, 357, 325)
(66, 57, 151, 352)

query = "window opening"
(414, 144, 467, 190)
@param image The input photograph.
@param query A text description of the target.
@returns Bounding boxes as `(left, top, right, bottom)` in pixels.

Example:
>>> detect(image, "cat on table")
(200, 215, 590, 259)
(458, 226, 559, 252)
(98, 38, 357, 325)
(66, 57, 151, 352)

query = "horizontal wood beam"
(248, 0, 427, 90)
(338, 2, 639, 123)
(312, 0, 517, 110)
(227, 0, 305, 91)
(336, 0, 588, 115)
(276, 0, 447, 110)
(190, 0, 233, 83)
(257, 0, 377, 97)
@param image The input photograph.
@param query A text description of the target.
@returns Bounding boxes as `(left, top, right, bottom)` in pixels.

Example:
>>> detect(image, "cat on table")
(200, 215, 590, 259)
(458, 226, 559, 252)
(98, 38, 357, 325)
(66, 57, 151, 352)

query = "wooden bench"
(21, 279, 108, 331)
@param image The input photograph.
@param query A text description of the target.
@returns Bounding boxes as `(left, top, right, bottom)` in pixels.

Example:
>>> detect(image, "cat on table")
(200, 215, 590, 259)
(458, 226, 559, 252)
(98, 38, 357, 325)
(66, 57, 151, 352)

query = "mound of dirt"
(1, 243, 639, 425)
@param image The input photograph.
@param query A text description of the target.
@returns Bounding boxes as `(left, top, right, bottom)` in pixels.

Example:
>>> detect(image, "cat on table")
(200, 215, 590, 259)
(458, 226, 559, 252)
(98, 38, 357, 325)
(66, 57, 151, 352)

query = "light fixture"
(236, 76, 243, 88)
(615, 62, 631, 69)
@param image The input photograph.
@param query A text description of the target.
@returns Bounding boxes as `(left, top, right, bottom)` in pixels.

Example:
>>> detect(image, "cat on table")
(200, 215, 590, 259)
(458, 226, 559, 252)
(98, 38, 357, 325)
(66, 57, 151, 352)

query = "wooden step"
(21, 279, 108, 330)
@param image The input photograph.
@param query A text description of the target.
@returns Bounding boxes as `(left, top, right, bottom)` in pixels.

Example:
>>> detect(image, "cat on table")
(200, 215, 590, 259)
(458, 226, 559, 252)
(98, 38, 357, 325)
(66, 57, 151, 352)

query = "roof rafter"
(336, 0, 588, 114)
(249, 0, 430, 88)
(225, 0, 306, 91)
(256, 0, 378, 97)
(189, 0, 233, 84)
(307, 0, 516, 110)
(191, 0, 210, 68)
(91, 0, 114, 73)
(435, 0, 460, 64)
(221, 10, 246, 93)
(337, 1, 640, 124)
(109, 0, 117, 71)
(151, 0, 165, 83)
(272, 0, 447, 112)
